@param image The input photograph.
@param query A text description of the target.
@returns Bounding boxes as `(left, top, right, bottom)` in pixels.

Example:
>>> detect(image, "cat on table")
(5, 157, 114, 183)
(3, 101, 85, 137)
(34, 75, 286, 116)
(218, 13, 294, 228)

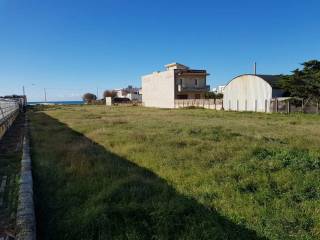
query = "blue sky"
(0, 0, 319, 101)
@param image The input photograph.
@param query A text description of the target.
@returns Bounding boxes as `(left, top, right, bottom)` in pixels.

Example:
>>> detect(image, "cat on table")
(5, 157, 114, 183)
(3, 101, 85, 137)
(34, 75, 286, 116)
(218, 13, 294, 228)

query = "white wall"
(142, 70, 175, 108)
(105, 97, 112, 106)
(223, 75, 273, 112)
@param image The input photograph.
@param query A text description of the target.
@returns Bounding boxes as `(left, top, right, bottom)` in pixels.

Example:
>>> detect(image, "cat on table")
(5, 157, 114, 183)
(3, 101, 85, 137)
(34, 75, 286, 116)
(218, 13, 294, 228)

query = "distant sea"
(28, 101, 84, 105)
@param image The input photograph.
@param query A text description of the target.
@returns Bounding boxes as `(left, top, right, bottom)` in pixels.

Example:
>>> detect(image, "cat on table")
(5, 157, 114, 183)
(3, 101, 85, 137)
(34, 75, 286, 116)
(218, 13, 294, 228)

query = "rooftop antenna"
(254, 62, 257, 75)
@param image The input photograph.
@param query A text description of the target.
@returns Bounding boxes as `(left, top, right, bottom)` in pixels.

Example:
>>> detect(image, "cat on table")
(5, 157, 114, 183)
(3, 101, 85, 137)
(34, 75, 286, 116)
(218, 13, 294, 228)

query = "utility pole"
(96, 87, 99, 99)
(44, 88, 47, 102)
(254, 62, 257, 75)
(22, 84, 35, 99)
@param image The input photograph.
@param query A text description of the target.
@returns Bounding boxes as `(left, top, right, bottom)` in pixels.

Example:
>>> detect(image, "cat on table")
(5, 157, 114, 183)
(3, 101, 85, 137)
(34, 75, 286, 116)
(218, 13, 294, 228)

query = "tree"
(204, 92, 224, 99)
(204, 92, 216, 99)
(103, 90, 117, 99)
(280, 60, 320, 103)
(216, 93, 224, 99)
(82, 93, 97, 104)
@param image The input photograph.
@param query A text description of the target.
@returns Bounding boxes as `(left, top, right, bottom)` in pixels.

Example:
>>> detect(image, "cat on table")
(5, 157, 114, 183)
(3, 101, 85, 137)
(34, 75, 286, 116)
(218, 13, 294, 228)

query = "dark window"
(195, 94, 201, 99)
(195, 79, 198, 86)
(177, 95, 188, 99)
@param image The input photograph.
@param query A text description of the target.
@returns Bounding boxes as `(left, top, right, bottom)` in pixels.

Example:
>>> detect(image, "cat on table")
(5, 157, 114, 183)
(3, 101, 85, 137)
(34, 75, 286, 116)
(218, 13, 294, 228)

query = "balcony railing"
(177, 85, 210, 92)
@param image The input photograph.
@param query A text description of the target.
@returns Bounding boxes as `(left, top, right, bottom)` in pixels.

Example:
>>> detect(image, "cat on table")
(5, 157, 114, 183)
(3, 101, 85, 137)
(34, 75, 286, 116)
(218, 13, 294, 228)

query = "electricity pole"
(44, 88, 47, 102)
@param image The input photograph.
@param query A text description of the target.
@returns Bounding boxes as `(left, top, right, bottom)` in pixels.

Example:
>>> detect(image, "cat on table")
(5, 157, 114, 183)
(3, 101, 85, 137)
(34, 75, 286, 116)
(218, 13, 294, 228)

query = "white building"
(216, 85, 226, 94)
(223, 74, 285, 112)
(212, 85, 226, 94)
(142, 63, 210, 108)
(114, 86, 142, 101)
(126, 93, 142, 101)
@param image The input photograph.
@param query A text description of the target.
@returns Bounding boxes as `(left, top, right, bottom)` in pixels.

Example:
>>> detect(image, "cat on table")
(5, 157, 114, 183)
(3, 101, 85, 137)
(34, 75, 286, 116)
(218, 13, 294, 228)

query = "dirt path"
(0, 114, 25, 238)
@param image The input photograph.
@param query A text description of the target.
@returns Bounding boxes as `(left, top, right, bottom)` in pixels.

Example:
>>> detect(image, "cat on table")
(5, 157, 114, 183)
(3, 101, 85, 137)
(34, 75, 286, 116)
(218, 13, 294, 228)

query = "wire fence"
(270, 98, 320, 114)
(174, 98, 319, 114)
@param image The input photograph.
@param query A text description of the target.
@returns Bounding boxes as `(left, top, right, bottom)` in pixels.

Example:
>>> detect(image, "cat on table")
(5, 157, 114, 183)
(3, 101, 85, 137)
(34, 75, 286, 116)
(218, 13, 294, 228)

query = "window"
(194, 79, 198, 86)
(177, 95, 188, 99)
(178, 79, 182, 85)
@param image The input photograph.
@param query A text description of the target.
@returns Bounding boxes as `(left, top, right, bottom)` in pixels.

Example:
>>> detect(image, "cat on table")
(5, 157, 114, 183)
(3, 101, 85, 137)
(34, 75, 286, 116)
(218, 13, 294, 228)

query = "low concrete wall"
(16, 119, 36, 240)
(174, 99, 223, 110)
(0, 99, 20, 140)
(0, 111, 19, 140)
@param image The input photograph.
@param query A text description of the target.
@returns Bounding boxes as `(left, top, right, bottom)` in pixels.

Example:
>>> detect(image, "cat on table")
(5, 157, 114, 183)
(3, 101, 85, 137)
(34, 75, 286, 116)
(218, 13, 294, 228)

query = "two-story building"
(142, 63, 210, 108)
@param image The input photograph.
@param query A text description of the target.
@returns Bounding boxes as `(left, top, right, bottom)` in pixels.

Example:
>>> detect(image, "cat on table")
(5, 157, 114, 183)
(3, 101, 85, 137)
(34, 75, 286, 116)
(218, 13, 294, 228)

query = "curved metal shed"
(223, 74, 285, 112)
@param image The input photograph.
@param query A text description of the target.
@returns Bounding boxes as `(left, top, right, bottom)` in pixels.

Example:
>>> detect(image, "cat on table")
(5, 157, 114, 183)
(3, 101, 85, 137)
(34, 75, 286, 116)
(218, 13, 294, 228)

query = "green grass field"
(28, 105, 320, 240)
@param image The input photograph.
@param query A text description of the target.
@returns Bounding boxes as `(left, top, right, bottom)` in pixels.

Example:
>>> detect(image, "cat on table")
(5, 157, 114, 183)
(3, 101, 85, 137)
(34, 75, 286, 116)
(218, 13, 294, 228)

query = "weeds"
(29, 106, 320, 240)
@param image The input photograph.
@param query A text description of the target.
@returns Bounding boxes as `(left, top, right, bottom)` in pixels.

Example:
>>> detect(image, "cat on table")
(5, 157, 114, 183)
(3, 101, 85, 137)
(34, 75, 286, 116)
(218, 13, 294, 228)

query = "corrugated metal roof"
(255, 75, 282, 88)
(224, 74, 284, 90)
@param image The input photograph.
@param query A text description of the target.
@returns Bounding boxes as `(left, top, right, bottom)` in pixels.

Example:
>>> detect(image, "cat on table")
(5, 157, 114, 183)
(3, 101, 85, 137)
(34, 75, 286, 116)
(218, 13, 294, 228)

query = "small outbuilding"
(223, 74, 285, 112)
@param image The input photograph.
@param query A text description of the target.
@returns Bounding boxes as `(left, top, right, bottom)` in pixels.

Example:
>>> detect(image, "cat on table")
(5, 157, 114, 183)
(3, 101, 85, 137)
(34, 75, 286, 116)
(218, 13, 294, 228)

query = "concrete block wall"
(142, 70, 175, 108)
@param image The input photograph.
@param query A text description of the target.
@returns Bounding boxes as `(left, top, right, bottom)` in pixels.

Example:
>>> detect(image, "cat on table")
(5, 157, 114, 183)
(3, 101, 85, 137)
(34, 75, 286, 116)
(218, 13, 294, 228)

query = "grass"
(28, 105, 320, 240)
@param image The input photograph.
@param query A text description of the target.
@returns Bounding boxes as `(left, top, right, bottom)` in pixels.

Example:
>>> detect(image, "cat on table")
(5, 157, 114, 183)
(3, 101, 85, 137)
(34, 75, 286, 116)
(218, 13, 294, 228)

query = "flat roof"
(176, 69, 209, 76)
(165, 62, 189, 69)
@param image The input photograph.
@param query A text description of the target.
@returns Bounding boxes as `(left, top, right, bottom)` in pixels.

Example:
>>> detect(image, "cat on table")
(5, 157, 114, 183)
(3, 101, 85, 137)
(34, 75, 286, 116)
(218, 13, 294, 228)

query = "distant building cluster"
(113, 85, 142, 102)
(212, 85, 225, 94)
(106, 62, 290, 113)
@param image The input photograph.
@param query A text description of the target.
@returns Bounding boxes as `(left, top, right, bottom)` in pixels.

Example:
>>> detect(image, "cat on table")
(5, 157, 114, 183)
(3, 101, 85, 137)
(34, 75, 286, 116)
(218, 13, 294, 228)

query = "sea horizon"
(28, 100, 84, 105)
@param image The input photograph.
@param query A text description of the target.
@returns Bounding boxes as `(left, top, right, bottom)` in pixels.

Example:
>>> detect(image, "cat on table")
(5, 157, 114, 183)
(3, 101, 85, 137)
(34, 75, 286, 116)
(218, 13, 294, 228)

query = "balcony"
(177, 85, 210, 92)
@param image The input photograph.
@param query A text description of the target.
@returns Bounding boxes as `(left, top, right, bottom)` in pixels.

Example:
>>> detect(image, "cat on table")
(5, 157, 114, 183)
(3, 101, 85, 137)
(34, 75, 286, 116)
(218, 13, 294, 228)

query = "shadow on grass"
(29, 110, 267, 240)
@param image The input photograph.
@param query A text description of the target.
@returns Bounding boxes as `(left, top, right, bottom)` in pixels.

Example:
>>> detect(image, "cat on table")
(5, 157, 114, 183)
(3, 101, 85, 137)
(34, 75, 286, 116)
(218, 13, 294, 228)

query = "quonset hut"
(223, 74, 285, 112)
